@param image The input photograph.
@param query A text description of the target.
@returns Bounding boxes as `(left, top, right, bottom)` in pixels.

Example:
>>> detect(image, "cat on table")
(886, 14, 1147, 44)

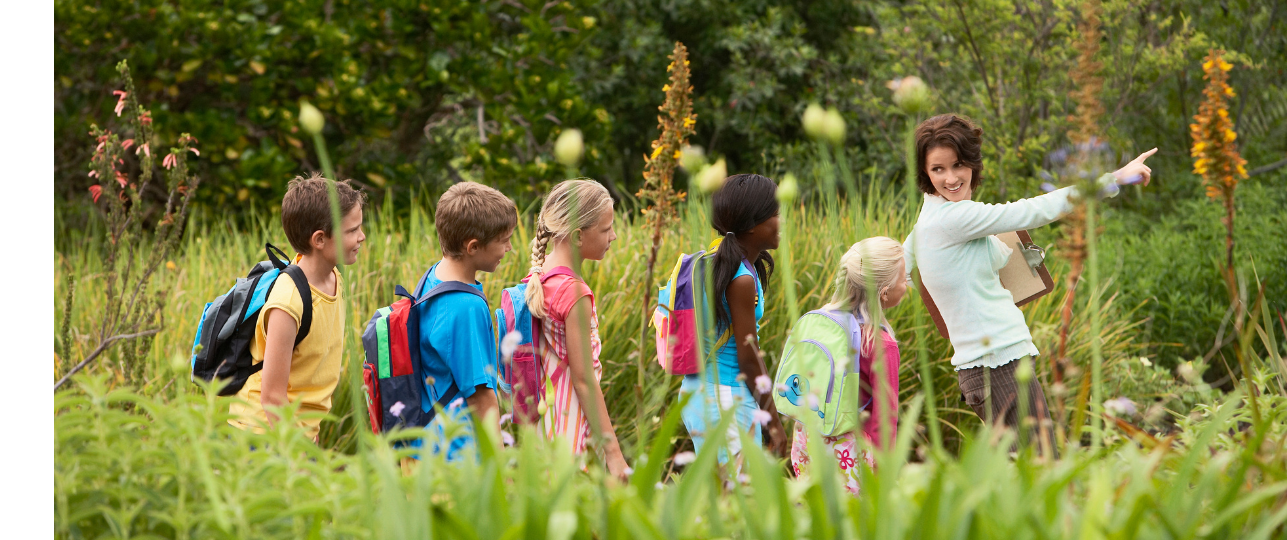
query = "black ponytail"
(710, 173, 779, 331)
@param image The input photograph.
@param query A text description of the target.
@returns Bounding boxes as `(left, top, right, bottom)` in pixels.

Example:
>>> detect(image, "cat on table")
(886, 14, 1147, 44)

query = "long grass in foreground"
(54, 369, 1287, 538)
(55, 185, 1174, 452)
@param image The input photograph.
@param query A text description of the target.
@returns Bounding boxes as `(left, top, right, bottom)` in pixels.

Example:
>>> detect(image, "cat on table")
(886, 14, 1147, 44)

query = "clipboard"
(917, 230, 1055, 340)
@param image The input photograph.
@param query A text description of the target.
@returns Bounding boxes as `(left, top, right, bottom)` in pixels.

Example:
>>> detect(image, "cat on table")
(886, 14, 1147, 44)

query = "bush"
(1099, 177, 1287, 368)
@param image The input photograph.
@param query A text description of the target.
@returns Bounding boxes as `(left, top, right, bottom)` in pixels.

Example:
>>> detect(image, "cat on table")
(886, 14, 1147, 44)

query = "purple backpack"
(652, 250, 755, 375)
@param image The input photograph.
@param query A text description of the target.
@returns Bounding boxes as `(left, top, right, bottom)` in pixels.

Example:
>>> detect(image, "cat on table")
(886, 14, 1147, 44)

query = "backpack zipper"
(799, 339, 836, 405)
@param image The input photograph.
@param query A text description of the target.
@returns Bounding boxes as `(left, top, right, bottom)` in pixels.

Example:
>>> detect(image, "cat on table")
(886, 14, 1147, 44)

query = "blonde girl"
(526, 179, 629, 479)
(789, 237, 907, 497)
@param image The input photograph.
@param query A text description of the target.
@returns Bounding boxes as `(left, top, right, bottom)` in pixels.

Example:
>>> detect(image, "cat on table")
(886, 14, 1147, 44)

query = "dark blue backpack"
(361, 270, 488, 433)
(190, 244, 313, 396)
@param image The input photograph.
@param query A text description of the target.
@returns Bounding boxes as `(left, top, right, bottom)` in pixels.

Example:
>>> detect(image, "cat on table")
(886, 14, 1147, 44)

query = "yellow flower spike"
(1224, 86, 1235, 97)
(1236, 164, 1247, 176)
(683, 117, 695, 128)
(1224, 129, 1236, 142)
(663, 84, 671, 92)
(1219, 59, 1232, 71)
(667, 62, 675, 72)
(1203, 60, 1214, 71)
(650, 146, 663, 159)
(673, 150, 682, 159)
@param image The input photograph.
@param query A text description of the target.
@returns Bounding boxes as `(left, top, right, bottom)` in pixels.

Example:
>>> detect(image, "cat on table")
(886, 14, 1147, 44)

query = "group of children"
(227, 171, 907, 493)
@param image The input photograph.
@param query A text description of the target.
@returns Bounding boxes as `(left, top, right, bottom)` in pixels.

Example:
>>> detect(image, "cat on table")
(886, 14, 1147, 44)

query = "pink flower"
(113, 90, 128, 116)
(189, 147, 200, 156)
(389, 401, 406, 417)
(754, 375, 772, 395)
(121, 139, 134, 150)
(88, 185, 102, 203)
(139, 110, 152, 125)
(87, 170, 98, 178)
(752, 409, 772, 426)
(163, 154, 177, 170)
(114, 170, 128, 187)
(672, 451, 696, 466)
(136, 143, 150, 157)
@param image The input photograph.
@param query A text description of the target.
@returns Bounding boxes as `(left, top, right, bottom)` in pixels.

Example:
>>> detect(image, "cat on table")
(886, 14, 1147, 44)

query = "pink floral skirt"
(790, 423, 875, 497)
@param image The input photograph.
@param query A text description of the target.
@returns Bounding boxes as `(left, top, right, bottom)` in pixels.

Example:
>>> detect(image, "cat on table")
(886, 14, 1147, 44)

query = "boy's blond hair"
(823, 237, 904, 343)
(436, 181, 518, 258)
(282, 172, 367, 255)
(525, 179, 613, 319)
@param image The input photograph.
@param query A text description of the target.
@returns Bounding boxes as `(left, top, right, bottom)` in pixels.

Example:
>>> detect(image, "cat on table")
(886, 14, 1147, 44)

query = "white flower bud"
(299, 101, 325, 135)
(802, 103, 827, 140)
(697, 158, 727, 193)
(554, 129, 584, 166)
(821, 107, 846, 145)
(776, 173, 799, 203)
(888, 76, 930, 114)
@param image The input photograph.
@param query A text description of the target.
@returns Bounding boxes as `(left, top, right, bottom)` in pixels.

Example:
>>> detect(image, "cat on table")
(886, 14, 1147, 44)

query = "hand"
(1113, 148, 1158, 186)
(765, 419, 791, 459)
(604, 447, 630, 482)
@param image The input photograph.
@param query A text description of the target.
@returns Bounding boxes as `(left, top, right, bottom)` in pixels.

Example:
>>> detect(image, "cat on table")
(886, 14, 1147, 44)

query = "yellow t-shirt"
(229, 268, 345, 441)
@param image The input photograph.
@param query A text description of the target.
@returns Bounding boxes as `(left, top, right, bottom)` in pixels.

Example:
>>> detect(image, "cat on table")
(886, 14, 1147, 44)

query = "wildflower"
(1139, 357, 1152, 367)
(1103, 397, 1137, 417)
(190, 147, 200, 156)
(136, 143, 150, 157)
(121, 139, 134, 150)
(806, 394, 819, 411)
(673, 149, 682, 160)
(500, 330, 522, 360)
(166, 260, 177, 271)
(139, 110, 152, 125)
(1177, 361, 1199, 383)
(114, 170, 128, 187)
(682, 116, 695, 128)
(389, 401, 406, 417)
(581, 16, 596, 29)
(752, 409, 772, 426)
(775, 383, 788, 393)
(88, 185, 103, 203)
(162, 154, 177, 170)
(662, 84, 671, 92)
(501, 431, 515, 446)
(649, 145, 663, 160)
(449, 397, 465, 409)
(754, 374, 772, 395)
(499, 413, 512, 426)
(554, 128, 584, 166)
(113, 90, 128, 116)
(672, 451, 696, 465)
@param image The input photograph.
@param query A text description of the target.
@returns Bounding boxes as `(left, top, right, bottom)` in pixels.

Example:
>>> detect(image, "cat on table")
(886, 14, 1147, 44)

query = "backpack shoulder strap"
(417, 280, 487, 305)
(264, 243, 312, 346)
(280, 265, 313, 346)
(538, 266, 575, 282)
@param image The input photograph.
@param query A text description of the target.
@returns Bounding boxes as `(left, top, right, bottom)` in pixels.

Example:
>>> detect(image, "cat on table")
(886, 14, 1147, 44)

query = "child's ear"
(464, 238, 480, 255)
(570, 228, 582, 247)
(310, 230, 327, 252)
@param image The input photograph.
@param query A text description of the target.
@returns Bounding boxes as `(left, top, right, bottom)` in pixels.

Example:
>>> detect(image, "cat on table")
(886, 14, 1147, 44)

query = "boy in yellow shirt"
(229, 173, 367, 442)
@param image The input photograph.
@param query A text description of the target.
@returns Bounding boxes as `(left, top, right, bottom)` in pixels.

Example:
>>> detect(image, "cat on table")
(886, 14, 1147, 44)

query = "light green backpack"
(772, 309, 872, 436)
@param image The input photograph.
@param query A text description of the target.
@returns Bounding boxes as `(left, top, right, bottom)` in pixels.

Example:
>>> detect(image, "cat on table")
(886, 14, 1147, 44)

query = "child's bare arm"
(727, 276, 788, 457)
(259, 307, 297, 426)
(564, 296, 628, 479)
(465, 387, 499, 430)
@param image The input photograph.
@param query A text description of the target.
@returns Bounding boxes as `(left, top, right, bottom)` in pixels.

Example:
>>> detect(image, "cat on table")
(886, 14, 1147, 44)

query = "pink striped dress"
(533, 271, 603, 454)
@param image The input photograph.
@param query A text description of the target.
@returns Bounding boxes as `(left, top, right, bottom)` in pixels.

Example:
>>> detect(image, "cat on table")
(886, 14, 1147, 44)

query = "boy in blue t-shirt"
(414, 181, 516, 461)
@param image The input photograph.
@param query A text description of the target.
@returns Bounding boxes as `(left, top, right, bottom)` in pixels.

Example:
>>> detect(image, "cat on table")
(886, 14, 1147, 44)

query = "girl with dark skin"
(680, 174, 789, 461)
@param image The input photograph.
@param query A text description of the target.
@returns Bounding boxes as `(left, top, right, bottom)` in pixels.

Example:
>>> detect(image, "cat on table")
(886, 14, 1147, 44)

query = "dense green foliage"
(56, 0, 1287, 208)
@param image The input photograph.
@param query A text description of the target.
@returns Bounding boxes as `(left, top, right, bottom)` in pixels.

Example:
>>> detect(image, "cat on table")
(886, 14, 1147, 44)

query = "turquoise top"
(702, 260, 763, 387)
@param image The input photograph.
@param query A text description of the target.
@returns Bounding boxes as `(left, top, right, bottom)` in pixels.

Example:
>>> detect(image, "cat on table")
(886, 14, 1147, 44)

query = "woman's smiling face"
(925, 146, 974, 202)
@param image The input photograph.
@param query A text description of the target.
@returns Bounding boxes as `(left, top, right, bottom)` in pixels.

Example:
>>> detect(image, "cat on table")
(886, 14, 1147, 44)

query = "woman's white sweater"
(903, 177, 1116, 370)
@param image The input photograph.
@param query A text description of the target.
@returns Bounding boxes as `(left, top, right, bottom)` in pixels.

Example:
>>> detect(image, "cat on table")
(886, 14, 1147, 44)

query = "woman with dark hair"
(903, 114, 1156, 453)
(679, 173, 791, 462)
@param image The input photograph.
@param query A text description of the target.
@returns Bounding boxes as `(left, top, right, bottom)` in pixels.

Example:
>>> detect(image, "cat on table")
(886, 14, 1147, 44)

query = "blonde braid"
(526, 221, 555, 319)
(524, 179, 613, 320)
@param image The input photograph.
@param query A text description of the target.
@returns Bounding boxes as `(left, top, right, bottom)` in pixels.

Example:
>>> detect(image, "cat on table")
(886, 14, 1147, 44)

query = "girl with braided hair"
(524, 179, 628, 480)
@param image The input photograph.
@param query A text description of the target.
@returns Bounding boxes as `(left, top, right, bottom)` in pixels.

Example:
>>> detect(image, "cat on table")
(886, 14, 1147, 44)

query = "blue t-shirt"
(412, 261, 498, 461)
(702, 260, 762, 386)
